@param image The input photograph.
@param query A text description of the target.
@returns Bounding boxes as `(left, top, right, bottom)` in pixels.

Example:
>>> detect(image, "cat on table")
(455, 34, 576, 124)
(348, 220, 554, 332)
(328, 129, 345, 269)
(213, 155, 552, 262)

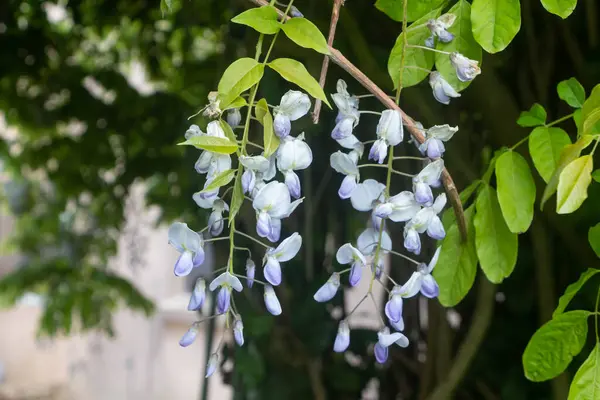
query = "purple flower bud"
(331, 118, 354, 140)
(368, 139, 388, 164)
(179, 325, 198, 347)
(374, 202, 393, 219)
(338, 175, 357, 199)
(233, 317, 244, 346)
(290, 5, 303, 17)
(374, 342, 388, 364)
(193, 247, 205, 267)
(438, 30, 454, 43)
(426, 138, 445, 159)
(333, 320, 350, 353)
(425, 35, 435, 48)
(313, 273, 340, 302)
(264, 285, 282, 315)
(246, 259, 256, 288)
(264, 257, 282, 286)
(205, 353, 218, 377)
(216, 287, 231, 314)
(413, 181, 433, 206)
(384, 288, 403, 323)
(174, 250, 194, 277)
(268, 219, 281, 243)
(371, 211, 383, 231)
(256, 211, 272, 238)
(242, 169, 256, 194)
(284, 170, 301, 199)
(208, 211, 224, 236)
(390, 317, 405, 332)
(349, 262, 362, 287)
(187, 278, 206, 311)
(426, 216, 446, 240)
(404, 228, 421, 255)
(450, 52, 481, 82)
(421, 274, 440, 298)
(274, 113, 291, 139)
(227, 108, 242, 128)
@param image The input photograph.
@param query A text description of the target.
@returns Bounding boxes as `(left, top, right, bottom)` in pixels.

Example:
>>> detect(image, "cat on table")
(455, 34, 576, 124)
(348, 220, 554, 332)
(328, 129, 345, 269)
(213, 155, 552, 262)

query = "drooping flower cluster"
(317, 79, 459, 364)
(169, 88, 313, 377)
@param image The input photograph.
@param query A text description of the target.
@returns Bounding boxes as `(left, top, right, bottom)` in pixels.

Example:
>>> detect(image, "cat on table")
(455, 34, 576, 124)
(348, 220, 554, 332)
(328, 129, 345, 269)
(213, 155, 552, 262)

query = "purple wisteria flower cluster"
(316, 78, 462, 364)
(168, 89, 314, 377)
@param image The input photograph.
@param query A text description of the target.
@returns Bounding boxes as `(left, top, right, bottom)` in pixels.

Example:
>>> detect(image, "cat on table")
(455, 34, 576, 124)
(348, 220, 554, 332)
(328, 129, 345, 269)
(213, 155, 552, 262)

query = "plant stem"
(394, 156, 427, 161)
(595, 285, 600, 343)
(403, 65, 433, 73)
(246, 140, 264, 150)
(407, 44, 451, 55)
(359, 110, 383, 115)
(235, 230, 271, 248)
(510, 135, 529, 150)
(204, 237, 230, 243)
(386, 249, 421, 265)
(545, 113, 574, 128)
(347, 294, 368, 318)
(358, 163, 414, 177)
(233, 273, 267, 286)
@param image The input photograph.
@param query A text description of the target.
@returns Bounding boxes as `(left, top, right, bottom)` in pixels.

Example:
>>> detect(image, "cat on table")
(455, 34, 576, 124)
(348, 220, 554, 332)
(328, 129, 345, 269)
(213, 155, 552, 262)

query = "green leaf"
(471, 0, 522, 53)
(217, 58, 265, 109)
(528, 126, 572, 182)
(523, 310, 591, 382)
(554, 269, 600, 317)
(541, 135, 594, 209)
(557, 155, 593, 214)
(229, 173, 244, 223)
(179, 136, 239, 154)
(541, 0, 578, 19)
(388, 8, 442, 89)
(581, 84, 600, 136)
(495, 151, 536, 233)
(474, 185, 518, 283)
(231, 6, 281, 35)
(568, 345, 600, 400)
(281, 18, 330, 54)
(592, 170, 600, 183)
(433, 206, 478, 307)
(591, 224, 600, 258)
(219, 120, 238, 143)
(517, 103, 547, 127)
(255, 98, 269, 124)
(268, 58, 330, 107)
(261, 107, 280, 158)
(223, 96, 248, 111)
(558, 78, 586, 108)
(375, 0, 445, 22)
(200, 169, 236, 193)
(435, 1, 482, 91)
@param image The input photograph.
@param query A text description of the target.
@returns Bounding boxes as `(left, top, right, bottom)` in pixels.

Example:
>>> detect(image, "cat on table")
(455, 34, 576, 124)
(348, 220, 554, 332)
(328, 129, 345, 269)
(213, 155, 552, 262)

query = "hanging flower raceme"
(252, 181, 291, 240)
(209, 272, 243, 314)
(373, 191, 421, 222)
(419, 125, 459, 159)
(313, 272, 341, 302)
(429, 72, 461, 105)
(331, 79, 361, 148)
(273, 90, 311, 139)
(400, 247, 441, 298)
(336, 243, 367, 287)
(374, 327, 409, 364)
(277, 133, 313, 198)
(187, 278, 206, 311)
(404, 193, 447, 255)
(239, 155, 271, 195)
(264, 284, 282, 315)
(330, 151, 360, 199)
(412, 159, 444, 206)
(369, 110, 403, 164)
(425, 13, 456, 47)
(262, 232, 302, 286)
(168, 222, 205, 277)
(449, 52, 481, 82)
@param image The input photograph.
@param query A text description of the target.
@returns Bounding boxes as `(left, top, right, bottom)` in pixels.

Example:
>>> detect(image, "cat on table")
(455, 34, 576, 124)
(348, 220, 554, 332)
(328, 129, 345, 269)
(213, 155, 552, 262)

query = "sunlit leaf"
(255, 98, 269, 123)
(528, 126, 571, 182)
(179, 136, 239, 154)
(268, 58, 330, 106)
(200, 169, 236, 193)
(517, 103, 547, 127)
(581, 84, 600, 136)
(219, 120, 238, 143)
(471, 0, 521, 53)
(557, 77, 585, 108)
(218, 58, 265, 109)
(232, 6, 281, 35)
(556, 155, 593, 214)
(523, 310, 590, 382)
(554, 268, 600, 317)
(223, 96, 248, 111)
(229, 173, 245, 223)
(568, 345, 600, 400)
(262, 108, 279, 158)
(541, 0, 578, 19)
(281, 18, 330, 54)
(375, 0, 445, 22)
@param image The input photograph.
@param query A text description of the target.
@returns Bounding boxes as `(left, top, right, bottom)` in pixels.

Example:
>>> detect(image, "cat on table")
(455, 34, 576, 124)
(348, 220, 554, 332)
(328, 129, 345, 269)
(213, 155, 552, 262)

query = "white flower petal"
(408, 208, 435, 233)
(206, 120, 226, 138)
(432, 193, 447, 214)
(271, 232, 302, 262)
(168, 222, 201, 253)
(357, 228, 391, 254)
(427, 124, 458, 141)
(336, 243, 365, 265)
(388, 191, 422, 222)
(277, 136, 313, 171)
(336, 134, 361, 149)
(378, 332, 404, 347)
(416, 159, 444, 186)
(376, 110, 403, 146)
(330, 151, 359, 176)
(427, 246, 442, 273)
(350, 179, 386, 211)
(400, 272, 423, 298)
(252, 181, 291, 218)
(239, 155, 270, 172)
(279, 90, 311, 121)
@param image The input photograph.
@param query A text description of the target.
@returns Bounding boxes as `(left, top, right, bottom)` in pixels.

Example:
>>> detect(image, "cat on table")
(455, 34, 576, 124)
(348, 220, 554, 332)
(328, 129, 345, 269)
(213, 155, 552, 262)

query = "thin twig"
(312, 0, 344, 124)
(247, 0, 467, 242)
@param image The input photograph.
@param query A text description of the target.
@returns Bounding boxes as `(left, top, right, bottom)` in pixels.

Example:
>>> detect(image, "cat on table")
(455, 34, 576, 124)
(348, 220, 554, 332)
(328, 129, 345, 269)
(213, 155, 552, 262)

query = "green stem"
(263, 0, 294, 61)
(407, 44, 451, 55)
(403, 65, 433, 73)
(204, 237, 230, 243)
(233, 273, 267, 286)
(545, 113, 574, 128)
(386, 249, 421, 265)
(510, 136, 529, 150)
(347, 294, 368, 318)
(235, 230, 271, 248)
(394, 156, 427, 161)
(595, 285, 600, 343)
(358, 163, 413, 177)
(359, 110, 383, 115)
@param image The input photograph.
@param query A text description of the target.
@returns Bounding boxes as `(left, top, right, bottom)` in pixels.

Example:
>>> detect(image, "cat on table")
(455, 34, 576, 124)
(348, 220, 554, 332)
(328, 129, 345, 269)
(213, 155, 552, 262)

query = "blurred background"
(1, 0, 600, 399)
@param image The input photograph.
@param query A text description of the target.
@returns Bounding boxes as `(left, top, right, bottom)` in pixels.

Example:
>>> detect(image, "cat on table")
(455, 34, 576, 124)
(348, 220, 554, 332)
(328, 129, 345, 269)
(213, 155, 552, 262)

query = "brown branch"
(312, 0, 344, 124)
(248, 0, 468, 241)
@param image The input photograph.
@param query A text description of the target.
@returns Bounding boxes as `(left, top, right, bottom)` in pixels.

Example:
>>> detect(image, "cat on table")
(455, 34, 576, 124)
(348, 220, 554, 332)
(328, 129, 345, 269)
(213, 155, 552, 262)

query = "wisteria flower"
(168, 222, 205, 277)
(369, 110, 403, 164)
(245, 258, 256, 288)
(207, 199, 229, 236)
(449, 52, 481, 82)
(384, 285, 403, 324)
(205, 353, 219, 378)
(426, 13, 456, 44)
(429, 72, 461, 105)
(209, 272, 243, 314)
(331, 80, 360, 142)
(336, 243, 367, 286)
(330, 151, 360, 199)
(334, 320, 350, 352)
(419, 125, 458, 159)
(277, 133, 313, 198)
(226, 108, 242, 128)
(404, 194, 447, 255)
(266, 198, 303, 243)
(187, 278, 206, 311)
(233, 315, 244, 346)
(262, 232, 302, 286)
(350, 179, 386, 212)
(374, 191, 421, 222)
(202, 91, 221, 119)
(357, 227, 392, 277)
(314, 272, 341, 302)
(401, 247, 441, 298)
(252, 181, 291, 239)
(412, 159, 444, 206)
(179, 323, 199, 347)
(240, 155, 270, 194)
(264, 284, 282, 315)
(185, 124, 204, 139)
(273, 90, 311, 139)
(374, 327, 409, 364)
